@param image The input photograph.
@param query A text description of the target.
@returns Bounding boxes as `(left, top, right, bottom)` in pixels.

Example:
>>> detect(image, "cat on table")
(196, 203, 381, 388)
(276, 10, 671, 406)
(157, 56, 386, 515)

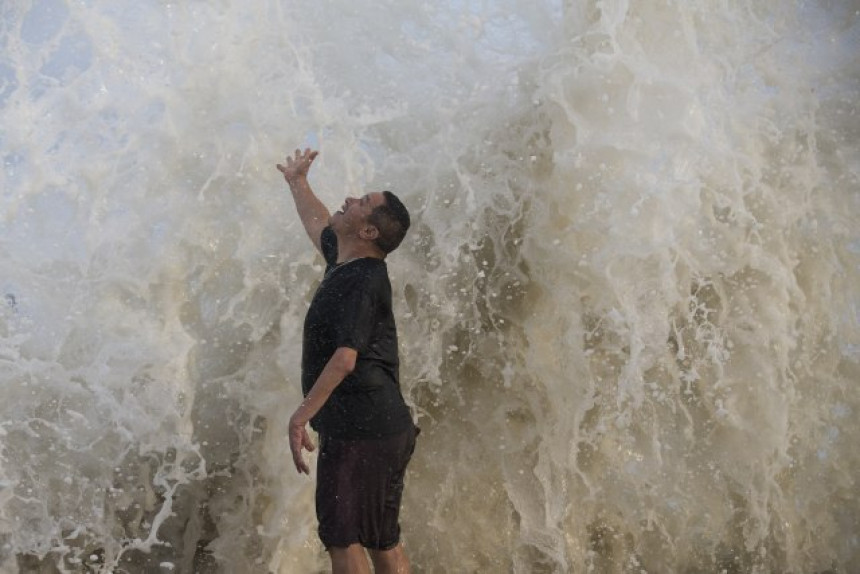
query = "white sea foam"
(1, 1, 858, 572)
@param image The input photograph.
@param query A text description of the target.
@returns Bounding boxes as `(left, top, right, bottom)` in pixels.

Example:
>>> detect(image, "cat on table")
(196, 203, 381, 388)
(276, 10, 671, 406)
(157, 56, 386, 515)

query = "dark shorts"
(316, 426, 417, 550)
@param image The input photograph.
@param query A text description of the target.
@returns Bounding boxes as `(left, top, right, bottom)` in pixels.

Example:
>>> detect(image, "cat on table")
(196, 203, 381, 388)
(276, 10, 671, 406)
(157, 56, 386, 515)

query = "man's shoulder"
(339, 260, 391, 303)
(323, 258, 387, 289)
(346, 259, 389, 288)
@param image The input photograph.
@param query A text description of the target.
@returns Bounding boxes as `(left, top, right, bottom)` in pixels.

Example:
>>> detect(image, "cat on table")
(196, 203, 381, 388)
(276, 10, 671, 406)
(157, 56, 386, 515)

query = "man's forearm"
(290, 347, 357, 426)
(277, 149, 329, 249)
(288, 175, 330, 247)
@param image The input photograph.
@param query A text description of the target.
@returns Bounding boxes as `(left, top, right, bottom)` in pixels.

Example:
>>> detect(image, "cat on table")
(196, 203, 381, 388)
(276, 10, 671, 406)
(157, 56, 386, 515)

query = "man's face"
(331, 191, 386, 235)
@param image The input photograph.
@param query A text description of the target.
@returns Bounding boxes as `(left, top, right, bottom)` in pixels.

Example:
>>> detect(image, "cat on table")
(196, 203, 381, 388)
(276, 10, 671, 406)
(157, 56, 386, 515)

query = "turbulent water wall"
(1, 1, 858, 572)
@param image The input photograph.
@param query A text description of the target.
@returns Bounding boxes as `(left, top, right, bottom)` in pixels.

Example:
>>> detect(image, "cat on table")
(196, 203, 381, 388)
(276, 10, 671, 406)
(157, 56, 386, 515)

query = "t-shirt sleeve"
(333, 274, 378, 353)
(320, 226, 338, 266)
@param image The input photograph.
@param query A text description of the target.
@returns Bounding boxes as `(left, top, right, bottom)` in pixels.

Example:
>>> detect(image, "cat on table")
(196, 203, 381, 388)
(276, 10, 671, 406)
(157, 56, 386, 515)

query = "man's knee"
(368, 543, 410, 574)
(328, 544, 371, 574)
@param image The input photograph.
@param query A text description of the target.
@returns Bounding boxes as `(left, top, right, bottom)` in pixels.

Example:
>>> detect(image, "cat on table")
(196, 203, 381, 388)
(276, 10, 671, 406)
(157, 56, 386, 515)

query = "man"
(277, 148, 416, 574)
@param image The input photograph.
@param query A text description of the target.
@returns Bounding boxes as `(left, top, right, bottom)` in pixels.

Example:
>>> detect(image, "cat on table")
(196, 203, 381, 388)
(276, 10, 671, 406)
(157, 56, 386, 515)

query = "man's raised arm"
(277, 148, 330, 253)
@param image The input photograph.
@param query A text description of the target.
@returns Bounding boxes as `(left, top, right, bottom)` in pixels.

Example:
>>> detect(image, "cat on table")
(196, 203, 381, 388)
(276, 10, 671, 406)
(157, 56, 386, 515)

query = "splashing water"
(1, 0, 858, 572)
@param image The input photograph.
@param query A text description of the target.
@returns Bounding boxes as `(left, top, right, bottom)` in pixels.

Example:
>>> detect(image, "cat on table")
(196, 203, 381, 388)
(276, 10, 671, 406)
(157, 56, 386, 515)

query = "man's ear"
(360, 225, 379, 241)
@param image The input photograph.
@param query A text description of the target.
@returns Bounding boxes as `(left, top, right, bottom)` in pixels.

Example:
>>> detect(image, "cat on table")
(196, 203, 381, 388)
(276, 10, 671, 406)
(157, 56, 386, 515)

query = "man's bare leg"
(329, 544, 371, 574)
(368, 543, 411, 574)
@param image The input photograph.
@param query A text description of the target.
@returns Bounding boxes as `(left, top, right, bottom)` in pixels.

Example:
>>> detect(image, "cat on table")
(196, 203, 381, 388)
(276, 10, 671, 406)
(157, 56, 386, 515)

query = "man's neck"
(335, 236, 385, 263)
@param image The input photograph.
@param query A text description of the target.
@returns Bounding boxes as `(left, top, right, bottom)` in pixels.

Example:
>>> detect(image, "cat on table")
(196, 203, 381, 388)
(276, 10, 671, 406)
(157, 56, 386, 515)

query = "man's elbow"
(333, 347, 358, 375)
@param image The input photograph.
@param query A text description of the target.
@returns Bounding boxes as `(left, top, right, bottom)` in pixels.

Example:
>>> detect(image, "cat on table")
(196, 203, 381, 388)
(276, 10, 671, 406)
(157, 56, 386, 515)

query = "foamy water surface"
(1, 1, 859, 572)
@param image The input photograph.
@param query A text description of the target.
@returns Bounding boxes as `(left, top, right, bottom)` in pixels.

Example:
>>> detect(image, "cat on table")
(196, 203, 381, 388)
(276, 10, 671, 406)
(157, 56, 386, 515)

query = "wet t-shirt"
(301, 227, 413, 439)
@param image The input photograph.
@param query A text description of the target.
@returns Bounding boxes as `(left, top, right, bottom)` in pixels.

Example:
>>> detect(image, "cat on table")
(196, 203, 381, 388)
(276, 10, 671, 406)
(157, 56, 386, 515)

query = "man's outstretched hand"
(289, 417, 316, 475)
(277, 148, 318, 183)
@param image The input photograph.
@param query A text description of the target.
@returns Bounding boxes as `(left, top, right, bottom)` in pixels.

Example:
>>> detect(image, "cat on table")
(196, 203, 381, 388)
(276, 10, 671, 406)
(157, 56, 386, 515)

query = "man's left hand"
(289, 417, 315, 474)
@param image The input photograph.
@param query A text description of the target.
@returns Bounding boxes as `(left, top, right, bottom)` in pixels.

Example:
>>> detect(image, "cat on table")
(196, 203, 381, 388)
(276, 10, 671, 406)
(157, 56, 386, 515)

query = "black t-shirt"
(301, 227, 413, 439)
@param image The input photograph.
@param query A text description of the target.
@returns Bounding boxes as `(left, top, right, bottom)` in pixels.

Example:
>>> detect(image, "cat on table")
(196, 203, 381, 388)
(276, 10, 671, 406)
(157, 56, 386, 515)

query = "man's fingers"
(282, 150, 317, 164)
(291, 442, 309, 474)
(297, 452, 309, 474)
(277, 149, 318, 181)
(302, 429, 315, 452)
(289, 424, 314, 474)
(292, 452, 308, 474)
(298, 458, 308, 474)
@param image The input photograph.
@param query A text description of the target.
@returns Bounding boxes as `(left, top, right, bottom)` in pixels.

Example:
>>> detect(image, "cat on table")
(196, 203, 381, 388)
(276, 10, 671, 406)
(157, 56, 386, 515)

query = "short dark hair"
(368, 191, 410, 254)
